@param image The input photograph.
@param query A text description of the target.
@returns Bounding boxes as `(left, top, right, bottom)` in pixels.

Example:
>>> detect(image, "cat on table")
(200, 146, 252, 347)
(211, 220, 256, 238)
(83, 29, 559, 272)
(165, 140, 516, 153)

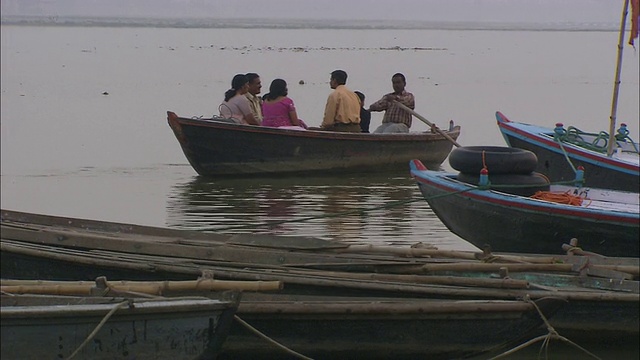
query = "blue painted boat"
(410, 159, 640, 257)
(496, 111, 639, 192)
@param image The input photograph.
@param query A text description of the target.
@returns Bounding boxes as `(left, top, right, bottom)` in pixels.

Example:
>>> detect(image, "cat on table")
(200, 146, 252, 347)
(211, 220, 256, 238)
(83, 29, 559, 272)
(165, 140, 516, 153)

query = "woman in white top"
(219, 74, 260, 125)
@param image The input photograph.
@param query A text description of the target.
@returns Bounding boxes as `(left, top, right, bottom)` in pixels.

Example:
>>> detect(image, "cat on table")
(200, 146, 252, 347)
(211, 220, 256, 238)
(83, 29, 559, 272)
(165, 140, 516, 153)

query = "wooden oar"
(393, 100, 461, 147)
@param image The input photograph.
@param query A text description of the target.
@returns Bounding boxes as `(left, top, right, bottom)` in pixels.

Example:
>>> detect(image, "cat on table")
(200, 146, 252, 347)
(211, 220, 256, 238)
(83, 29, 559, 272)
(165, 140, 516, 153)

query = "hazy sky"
(0, 0, 623, 23)
(0, 0, 628, 23)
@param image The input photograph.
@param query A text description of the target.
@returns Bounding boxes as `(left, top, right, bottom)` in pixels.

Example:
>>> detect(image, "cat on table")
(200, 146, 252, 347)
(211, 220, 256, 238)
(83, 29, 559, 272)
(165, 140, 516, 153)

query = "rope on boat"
(233, 315, 314, 360)
(487, 296, 602, 360)
(66, 300, 131, 360)
(530, 191, 587, 206)
(553, 124, 640, 174)
(564, 126, 611, 153)
(563, 125, 640, 154)
(554, 128, 579, 175)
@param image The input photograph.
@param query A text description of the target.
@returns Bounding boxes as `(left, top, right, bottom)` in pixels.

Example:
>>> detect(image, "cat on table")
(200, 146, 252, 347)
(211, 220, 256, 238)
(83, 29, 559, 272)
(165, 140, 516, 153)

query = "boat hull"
(1, 295, 238, 360)
(168, 111, 460, 176)
(220, 298, 563, 360)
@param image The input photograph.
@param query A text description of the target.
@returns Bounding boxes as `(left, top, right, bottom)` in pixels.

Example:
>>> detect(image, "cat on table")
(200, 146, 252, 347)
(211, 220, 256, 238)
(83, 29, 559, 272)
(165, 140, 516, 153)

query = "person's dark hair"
(354, 91, 365, 106)
(331, 70, 348, 85)
(392, 73, 406, 83)
(246, 72, 260, 84)
(265, 78, 288, 100)
(224, 74, 248, 102)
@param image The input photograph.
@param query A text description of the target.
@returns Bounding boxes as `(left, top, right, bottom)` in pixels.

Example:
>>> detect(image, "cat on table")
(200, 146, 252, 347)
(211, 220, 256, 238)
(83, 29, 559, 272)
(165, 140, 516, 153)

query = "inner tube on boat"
(456, 172, 551, 197)
(448, 146, 538, 175)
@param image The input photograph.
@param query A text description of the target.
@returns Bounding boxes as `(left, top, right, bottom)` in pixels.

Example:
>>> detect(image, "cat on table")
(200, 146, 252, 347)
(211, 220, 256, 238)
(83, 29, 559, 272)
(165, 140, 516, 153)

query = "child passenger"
(355, 91, 371, 133)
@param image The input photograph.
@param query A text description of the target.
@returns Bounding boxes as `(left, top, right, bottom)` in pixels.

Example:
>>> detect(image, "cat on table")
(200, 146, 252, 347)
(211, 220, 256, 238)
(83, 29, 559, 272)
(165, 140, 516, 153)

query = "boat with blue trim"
(410, 158, 639, 257)
(496, 111, 639, 192)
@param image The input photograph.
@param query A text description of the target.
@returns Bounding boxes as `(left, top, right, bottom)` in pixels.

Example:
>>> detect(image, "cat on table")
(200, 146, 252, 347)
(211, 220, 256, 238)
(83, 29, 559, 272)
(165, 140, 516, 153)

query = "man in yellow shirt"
(321, 70, 361, 133)
(245, 73, 263, 123)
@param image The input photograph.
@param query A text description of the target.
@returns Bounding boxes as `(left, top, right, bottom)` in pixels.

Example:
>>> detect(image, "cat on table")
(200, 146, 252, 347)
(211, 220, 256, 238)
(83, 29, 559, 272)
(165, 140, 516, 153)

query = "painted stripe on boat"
(411, 170, 639, 225)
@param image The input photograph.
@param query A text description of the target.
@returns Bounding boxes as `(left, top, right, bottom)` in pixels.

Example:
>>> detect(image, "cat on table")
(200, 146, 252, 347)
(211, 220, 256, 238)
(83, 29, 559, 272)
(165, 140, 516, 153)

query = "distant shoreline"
(0, 15, 619, 31)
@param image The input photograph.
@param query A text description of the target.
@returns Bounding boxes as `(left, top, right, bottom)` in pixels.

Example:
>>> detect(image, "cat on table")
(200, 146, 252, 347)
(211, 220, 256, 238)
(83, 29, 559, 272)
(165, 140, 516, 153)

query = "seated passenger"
(355, 91, 371, 133)
(219, 74, 260, 125)
(320, 70, 361, 133)
(245, 72, 263, 122)
(261, 79, 307, 129)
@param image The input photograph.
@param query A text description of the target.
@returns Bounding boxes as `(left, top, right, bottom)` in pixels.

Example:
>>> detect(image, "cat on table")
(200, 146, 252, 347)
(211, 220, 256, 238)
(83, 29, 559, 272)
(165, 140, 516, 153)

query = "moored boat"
(409, 159, 639, 257)
(497, 111, 639, 192)
(0, 282, 565, 360)
(223, 296, 564, 359)
(167, 111, 461, 176)
(1, 293, 239, 360)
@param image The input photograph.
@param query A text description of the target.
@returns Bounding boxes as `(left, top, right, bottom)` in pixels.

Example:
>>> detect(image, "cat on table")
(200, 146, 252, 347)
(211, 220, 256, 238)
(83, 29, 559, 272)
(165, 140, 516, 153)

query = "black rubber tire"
(456, 172, 550, 197)
(449, 146, 538, 174)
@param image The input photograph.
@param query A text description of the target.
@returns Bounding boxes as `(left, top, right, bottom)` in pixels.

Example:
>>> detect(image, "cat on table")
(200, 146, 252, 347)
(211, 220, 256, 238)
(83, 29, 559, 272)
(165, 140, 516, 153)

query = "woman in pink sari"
(261, 79, 307, 129)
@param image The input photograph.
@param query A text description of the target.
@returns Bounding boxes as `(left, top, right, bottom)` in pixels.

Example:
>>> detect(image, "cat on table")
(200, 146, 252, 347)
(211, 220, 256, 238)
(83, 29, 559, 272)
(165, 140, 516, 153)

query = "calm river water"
(1, 19, 639, 359)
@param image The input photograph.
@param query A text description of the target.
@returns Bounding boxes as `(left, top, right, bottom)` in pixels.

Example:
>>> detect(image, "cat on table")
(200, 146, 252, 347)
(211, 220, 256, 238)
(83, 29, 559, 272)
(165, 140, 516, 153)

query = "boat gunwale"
(171, 113, 462, 143)
(0, 297, 235, 319)
(410, 168, 639, 224)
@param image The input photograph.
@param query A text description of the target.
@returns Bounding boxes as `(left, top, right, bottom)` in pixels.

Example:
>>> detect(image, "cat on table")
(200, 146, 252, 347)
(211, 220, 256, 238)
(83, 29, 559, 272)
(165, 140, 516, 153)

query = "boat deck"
(550, 185, 640, 212)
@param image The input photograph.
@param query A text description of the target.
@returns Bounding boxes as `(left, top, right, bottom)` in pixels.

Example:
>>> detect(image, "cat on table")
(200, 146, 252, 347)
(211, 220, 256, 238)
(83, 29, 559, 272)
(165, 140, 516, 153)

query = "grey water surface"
(1, 20, 639, 359)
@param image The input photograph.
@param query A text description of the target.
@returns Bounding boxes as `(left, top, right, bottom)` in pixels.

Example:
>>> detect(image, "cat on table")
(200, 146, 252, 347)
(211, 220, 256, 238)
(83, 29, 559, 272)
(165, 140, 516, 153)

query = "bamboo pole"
(3, 238, 637, 283)
(419, 262, 637, 278)
(4, 242, 637, 302)
(334, 244, 563, 264)
(239, 299, 540, 315)
(607, 0, 630, 156)
(0, 273, 530, 291)
(0, 279, 283, 296)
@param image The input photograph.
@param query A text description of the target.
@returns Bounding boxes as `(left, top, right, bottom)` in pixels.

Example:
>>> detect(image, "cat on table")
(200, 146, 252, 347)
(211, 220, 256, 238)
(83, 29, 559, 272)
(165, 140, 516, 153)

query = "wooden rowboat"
(167, 111, 461, 176)
(1, 293, 239, 360)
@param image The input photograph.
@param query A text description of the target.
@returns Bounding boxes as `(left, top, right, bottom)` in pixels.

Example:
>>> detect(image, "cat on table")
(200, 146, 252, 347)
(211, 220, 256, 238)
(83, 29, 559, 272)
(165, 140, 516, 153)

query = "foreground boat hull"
(496, 111, 640, 192)
(168, 111, 460, 176)
(221, 298, 563, 360)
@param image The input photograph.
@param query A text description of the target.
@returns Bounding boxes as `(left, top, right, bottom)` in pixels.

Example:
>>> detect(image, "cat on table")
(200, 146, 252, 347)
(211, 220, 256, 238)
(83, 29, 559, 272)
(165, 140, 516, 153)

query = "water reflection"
(166, 172, 475, 250)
